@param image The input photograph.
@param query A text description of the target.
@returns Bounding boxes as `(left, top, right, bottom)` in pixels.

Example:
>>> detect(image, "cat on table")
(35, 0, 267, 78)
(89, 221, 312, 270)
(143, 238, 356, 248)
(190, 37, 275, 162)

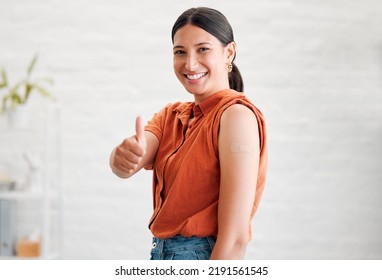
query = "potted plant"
(0, 54, 54, 128)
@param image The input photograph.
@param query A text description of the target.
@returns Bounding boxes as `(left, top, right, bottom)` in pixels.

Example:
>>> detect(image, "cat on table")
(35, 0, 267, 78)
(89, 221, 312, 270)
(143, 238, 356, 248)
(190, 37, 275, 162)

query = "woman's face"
(173, 24, 235, 103)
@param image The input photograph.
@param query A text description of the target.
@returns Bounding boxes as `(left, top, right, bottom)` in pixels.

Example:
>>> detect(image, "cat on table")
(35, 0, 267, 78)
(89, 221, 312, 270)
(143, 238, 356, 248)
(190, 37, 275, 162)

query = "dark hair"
(171, 7, 244, 92)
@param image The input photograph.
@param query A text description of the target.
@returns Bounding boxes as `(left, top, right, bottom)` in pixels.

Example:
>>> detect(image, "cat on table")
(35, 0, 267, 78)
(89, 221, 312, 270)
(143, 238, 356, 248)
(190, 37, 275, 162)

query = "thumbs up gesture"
(135, 116, 147, 148)
(110, 116, 147, 178)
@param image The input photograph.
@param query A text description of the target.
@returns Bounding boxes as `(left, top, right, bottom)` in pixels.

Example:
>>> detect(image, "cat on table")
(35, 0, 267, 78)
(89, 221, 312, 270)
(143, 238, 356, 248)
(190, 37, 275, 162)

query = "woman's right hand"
(110, 116, 148, 178)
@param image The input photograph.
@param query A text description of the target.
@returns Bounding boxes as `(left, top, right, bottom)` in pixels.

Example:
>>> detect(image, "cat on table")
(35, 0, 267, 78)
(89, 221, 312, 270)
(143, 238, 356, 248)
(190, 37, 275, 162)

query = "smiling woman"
(109, 7, 268, 260)
(172, 24, 236, 103)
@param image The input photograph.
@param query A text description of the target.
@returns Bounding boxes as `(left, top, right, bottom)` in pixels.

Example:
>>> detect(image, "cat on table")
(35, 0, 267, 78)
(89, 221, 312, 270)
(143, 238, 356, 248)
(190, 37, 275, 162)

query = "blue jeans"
(150, 235, 216, 260)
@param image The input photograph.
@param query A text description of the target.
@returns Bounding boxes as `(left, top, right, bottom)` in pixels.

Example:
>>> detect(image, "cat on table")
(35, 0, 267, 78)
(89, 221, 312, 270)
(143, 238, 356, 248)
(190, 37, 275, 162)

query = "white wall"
(0, 0, 381, 259)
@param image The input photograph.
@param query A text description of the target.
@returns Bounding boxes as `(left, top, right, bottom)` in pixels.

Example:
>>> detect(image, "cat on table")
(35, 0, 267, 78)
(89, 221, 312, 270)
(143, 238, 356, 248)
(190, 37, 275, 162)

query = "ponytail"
(229, 62, 244, 92)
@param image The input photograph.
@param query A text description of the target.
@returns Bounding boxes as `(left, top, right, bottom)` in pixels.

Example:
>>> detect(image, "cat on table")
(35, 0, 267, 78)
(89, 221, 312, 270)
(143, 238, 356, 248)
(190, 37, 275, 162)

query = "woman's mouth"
(184, 72, 207, 80)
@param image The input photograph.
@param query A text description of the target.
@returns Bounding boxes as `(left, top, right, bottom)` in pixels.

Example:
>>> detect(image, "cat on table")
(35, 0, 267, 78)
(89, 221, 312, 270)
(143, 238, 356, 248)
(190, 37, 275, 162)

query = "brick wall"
(0, 0, 381, 259)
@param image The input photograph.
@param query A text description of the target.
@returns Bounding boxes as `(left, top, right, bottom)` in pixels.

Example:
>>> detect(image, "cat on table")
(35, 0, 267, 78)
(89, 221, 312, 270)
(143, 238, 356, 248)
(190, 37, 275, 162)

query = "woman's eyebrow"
(173, 42, 212, 50)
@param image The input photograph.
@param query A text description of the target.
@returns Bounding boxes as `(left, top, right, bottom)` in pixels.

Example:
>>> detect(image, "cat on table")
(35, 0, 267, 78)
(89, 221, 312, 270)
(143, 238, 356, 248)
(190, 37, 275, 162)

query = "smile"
(184, 72, 207, 80)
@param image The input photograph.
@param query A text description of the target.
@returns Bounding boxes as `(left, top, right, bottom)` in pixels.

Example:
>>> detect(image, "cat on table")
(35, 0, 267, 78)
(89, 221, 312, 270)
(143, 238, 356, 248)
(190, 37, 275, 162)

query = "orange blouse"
(145, 89, 267, 239)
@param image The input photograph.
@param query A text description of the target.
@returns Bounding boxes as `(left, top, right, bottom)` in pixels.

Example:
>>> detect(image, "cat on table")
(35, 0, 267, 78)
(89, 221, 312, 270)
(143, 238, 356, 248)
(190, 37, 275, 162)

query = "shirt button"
(152, 242, 157, 248)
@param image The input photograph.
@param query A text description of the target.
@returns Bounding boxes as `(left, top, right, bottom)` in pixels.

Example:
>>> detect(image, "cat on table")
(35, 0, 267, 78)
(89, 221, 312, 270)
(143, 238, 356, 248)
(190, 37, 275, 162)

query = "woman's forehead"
(173, 24, 218, 46)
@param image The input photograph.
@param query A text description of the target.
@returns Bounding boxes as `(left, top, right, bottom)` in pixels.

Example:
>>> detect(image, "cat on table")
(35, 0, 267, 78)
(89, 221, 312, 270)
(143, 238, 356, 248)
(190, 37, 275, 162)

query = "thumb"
(135, 116, 145, 144)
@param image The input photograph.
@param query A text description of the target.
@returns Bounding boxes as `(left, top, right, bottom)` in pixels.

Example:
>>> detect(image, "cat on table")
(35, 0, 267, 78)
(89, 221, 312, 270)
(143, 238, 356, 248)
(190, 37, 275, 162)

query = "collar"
(175, 89, 239, 124)
(196, 90, 228, 116)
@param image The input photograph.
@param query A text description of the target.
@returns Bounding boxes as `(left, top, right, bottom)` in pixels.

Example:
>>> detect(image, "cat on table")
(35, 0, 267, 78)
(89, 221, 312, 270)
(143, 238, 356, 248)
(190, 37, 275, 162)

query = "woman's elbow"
(214, 230, 251, 259)
(232, 232, 251, 251)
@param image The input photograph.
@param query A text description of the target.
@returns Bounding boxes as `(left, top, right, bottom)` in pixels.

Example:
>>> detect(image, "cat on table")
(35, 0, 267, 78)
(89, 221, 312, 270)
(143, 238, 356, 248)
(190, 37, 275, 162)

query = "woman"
(110, 7, 267, 260)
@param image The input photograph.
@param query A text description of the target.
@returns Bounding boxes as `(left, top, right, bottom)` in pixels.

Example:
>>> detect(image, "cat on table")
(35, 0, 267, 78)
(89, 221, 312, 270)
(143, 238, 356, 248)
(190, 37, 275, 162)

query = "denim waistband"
(151, 235, 216, 254)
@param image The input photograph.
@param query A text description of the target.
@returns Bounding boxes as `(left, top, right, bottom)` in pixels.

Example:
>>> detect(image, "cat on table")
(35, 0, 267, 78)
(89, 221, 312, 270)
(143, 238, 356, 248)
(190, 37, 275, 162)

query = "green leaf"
(27, 54, 39, 76)
(24, 82, 33, 101)
(11, 94, 22, 108)
(33, 84, 53, 98)
(11, 93, 22, 103)
(1, 90, 22, 111)
(0, 68, 7, 88)
(1, 95, 8, 112)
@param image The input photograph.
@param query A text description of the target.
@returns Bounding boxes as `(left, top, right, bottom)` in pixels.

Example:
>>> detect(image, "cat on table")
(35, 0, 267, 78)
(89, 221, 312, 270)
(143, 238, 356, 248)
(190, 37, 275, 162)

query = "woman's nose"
(185, 53, 199, 71)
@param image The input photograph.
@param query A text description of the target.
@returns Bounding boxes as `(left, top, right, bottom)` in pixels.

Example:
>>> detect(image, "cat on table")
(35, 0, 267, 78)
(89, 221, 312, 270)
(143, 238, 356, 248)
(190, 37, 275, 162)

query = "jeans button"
(152, 242, 157, 248)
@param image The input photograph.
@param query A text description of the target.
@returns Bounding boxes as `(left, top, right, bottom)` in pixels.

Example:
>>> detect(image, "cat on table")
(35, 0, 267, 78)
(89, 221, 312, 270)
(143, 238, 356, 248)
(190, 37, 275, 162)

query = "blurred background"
(0, 0, 381, 259)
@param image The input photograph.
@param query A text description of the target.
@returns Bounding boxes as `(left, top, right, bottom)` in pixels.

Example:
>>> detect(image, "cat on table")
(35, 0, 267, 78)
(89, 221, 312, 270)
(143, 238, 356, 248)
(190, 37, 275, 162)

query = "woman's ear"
(225, 42, 236, 63)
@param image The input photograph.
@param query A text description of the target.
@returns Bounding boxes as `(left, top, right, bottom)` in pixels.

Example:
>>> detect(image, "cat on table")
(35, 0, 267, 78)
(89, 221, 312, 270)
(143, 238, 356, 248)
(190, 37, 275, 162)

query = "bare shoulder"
(219, 104, 259, 153)
(220, 104, 258, 127)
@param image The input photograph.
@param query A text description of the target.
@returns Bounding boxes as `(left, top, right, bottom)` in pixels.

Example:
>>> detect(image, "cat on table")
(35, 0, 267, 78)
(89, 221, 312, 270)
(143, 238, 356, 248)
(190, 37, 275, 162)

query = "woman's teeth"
(186, 72, 207, 80)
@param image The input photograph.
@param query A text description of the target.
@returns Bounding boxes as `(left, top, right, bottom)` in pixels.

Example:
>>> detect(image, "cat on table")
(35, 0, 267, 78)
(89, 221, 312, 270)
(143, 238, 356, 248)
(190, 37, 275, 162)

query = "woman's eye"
(174, 50, 185, 55)
(199, 47, 209, 52)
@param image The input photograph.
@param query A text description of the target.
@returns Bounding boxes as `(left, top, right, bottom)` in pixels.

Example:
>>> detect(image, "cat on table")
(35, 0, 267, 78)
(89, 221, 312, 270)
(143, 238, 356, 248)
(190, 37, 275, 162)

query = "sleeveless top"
(145, 89, 267, 239)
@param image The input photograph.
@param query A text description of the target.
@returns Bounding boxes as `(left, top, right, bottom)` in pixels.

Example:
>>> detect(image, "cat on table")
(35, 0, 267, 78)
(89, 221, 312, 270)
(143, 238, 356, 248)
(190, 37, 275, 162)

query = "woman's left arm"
(210, 104, 260, 260)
